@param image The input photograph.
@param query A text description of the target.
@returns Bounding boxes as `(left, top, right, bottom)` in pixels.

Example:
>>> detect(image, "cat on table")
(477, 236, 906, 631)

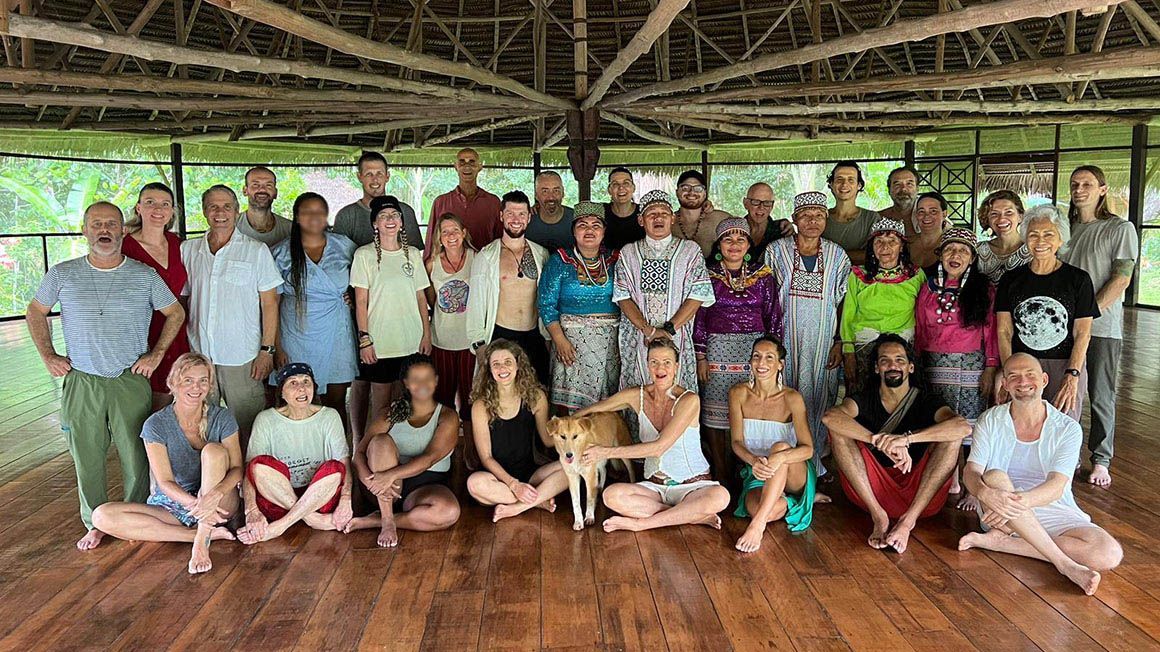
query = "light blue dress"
(270, 233, 358, 392)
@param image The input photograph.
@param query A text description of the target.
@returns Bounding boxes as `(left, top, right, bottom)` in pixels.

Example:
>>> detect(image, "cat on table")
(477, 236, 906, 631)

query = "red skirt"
(840, 441, 952, 520)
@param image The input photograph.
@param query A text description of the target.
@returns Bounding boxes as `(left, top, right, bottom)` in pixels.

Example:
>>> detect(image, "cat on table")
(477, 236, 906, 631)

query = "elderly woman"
(996, 205, 1098, 422)
(122, 182, 190, 409)
(239, 363, 354, 543)
(536, 201, 621, 413)
(977, 190, 1032, 284)
(92, 353, 242, 574)
(764, 191, 851, 477)
(840, 217, 926, 396)
(271, 192, 357, 428)
(907, 192, 951, 269)
(694, 218, 782, 483)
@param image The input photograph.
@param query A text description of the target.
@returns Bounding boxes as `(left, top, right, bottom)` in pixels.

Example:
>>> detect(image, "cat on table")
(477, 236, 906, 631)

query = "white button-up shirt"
(181, 230, 283, 367)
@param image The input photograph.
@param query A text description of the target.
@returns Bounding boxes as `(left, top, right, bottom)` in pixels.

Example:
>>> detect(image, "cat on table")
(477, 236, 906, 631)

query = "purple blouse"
(693, 263, 783, 354)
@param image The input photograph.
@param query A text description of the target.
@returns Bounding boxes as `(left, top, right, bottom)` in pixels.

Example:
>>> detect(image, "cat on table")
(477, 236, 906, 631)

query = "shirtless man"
(823, 334, 970, 552)
(878, 166, 920, 239)
(959, 353, 1122, 595)
(673, 170, 732, 257)
(466, 190, 551, 385)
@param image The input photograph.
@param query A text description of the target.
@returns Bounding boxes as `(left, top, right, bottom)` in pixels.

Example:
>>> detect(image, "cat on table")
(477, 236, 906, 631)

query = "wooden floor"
(1, 313, 1159, 652)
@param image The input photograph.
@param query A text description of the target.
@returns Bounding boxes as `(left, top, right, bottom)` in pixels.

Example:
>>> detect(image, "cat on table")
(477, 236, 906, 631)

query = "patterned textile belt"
(646, 473, 712, 486)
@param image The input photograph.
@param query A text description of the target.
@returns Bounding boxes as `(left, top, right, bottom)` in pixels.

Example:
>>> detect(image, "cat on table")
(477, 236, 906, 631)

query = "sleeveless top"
(430, 249, 475, 351)
(742, 418, 798, 458)
(490, 404, 539, 482)
(121, 230, 190, 393)
(389, 404, 451, 473)
(637, 386, 711, 484)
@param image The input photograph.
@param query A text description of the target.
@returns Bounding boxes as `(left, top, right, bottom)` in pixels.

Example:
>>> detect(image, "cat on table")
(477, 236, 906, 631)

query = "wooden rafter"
(581, 0, 690, 110)
(638, 97, 1160, 115)
(601, 111, 705, 148)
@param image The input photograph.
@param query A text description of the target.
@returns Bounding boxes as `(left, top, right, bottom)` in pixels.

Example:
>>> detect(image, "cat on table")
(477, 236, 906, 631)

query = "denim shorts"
(147, 492, 198, 527)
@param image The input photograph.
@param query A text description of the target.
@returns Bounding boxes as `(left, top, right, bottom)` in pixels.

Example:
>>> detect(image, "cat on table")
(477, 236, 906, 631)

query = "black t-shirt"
(994, 262, 1099, 360)
(853, 387, 946, 468)
(603, 202, 645, 251)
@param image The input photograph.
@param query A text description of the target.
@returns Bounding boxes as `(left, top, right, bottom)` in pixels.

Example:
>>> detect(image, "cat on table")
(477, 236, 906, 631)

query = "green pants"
(60, 369, 151, 529)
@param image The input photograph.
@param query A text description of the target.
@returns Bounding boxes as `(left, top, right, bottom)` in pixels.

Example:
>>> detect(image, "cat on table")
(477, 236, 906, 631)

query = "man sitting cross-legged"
(823, 333, 970, 552)
(958, 353, 1122, 595)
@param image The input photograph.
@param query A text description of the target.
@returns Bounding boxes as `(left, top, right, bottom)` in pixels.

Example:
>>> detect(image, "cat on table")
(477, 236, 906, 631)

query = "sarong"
(734, 459, 818, 532)
(550, 313, 620, 410)
(702, 331, 762, 429)
(922, 350, 986, 443)
(839, 442, 952, 520)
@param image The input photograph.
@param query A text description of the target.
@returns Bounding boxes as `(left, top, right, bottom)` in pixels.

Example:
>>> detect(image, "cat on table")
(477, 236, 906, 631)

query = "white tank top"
(429, 249, 474, 351)
(638, 386, 710, 484)
(388, 404, 451, 473)
(742, 418, 797, 457)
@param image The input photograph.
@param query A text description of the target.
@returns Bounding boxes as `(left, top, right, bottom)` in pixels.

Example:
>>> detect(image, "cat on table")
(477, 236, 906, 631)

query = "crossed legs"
(735, 442, 807, 553)
(467, 463, 567, 522)
(601, 482, 731, 533)
(958, 469, 1121, 595)
(239, 459, 343, 543)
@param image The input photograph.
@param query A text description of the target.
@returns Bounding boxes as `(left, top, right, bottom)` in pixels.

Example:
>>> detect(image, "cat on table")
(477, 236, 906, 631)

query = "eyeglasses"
(678, 184, 706, 193)
(745, 198, 775, 208)
(609, 181, 634, 189)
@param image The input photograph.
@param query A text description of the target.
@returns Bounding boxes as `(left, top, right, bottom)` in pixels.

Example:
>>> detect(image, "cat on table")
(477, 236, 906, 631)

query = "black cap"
(677, 170, 707, 188)
(369, 195, 403, 223)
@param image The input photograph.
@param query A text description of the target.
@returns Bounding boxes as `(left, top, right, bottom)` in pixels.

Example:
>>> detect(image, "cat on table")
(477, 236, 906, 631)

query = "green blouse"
(840, 266, 926, 353)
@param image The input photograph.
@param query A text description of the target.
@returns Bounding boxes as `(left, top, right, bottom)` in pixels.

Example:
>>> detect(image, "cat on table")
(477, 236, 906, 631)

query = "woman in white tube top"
(575, 338, 731, 533)
(729, 334, 822, 552)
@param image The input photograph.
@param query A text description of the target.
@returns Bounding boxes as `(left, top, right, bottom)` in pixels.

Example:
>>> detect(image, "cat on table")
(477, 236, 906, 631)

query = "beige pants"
(212, 362, 267, 449)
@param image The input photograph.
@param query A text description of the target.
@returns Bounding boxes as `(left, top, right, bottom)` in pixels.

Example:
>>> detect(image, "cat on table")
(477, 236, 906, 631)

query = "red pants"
(839, 442, 952, 520)
(432, 346, 476, 421)
(247, 455, 345, 521)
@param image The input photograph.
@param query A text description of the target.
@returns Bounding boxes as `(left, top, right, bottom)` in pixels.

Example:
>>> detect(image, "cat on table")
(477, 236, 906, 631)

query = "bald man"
(959, 353, 1121, 595)
(425, 147, 502, 254)
(741, 182, 793, 260)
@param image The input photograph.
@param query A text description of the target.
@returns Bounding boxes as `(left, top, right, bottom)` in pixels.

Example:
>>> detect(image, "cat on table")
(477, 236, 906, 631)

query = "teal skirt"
(733, 459, 817, 532)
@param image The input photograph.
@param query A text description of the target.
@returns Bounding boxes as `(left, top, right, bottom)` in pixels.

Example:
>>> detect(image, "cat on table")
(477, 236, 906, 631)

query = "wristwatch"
(260, 345, 276, 355)
(661, 321, 677, 336)
(1064, 368, 1080, 377)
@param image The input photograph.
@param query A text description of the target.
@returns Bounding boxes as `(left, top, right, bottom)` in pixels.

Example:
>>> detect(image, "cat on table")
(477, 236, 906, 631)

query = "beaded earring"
(744, 253, 751, 261)
(714, 252, 723, 261)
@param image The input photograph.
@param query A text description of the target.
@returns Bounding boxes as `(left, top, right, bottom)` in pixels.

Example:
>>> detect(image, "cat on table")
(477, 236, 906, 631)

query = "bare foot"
(694, 513, 723, 529)
(77, 529, 105, 551)
(342, 513, 380, 534)
(210, 526, 235, 542)
(493, 502, 524, 522)
(884, 518, 915, 554)
(813, 492, 832, 504)
(603, 516, 639, 533)
(949, 474, 962, 496)
(868, 513, 890, 549)
(957, 528, 1009, 551)
(377, 517, 399, 548)
(956, 492, 982, 512)
(1088, 464, 1112, 488)
(535, 498, 556, 513)
(303, 512, 337, 531)
(189, 534, 213, 575)
(735, 520, 766, 553)
(1060, 564, 1102, 595)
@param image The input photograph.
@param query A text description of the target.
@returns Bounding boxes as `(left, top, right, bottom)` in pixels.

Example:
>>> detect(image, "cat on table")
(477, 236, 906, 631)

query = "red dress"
(122, 231, 190, 393)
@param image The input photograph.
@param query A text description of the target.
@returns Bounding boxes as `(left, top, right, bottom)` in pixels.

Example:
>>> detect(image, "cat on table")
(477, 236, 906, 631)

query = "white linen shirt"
(181, 230, 283, 366)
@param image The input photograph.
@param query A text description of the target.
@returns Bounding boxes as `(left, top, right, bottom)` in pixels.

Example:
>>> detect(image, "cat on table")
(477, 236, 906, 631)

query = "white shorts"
(636, 479, 720, 506)
(978, 501, 1096, 538)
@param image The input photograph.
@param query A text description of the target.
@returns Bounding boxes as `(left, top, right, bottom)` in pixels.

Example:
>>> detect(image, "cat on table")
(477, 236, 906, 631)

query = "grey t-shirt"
(1062, 217, 1138, 339)
(141, 404, 239, 494)
(33, 256, 177, 377)
(332, 199, 424, 250)
(526, 206, 576, 252)
(236, 210, 293, 248)
(822, 207, 881, 253)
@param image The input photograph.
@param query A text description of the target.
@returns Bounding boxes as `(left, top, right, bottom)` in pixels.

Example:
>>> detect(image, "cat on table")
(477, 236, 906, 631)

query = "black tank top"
(490, 404, 538, 482)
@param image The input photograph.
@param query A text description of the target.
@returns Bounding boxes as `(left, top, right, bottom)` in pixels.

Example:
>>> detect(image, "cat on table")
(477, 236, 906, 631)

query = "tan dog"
(547, 413, 636, 530)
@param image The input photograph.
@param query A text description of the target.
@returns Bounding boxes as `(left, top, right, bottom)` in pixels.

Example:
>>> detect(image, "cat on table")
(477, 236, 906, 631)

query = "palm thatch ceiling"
(1, 0, 1159, 151)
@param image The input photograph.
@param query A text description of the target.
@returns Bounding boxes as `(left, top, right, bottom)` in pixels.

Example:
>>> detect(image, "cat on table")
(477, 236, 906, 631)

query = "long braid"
(373, 227, 382, 266)
(400, 225, 411, 268)
(199, 401, 209, 441)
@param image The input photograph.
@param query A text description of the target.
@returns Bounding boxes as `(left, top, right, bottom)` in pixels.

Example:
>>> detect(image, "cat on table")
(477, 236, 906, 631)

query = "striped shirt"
(34, 256, 177, 377)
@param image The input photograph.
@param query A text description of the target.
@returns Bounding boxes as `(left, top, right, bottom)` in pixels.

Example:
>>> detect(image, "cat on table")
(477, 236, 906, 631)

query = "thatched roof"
(1, 0, 1158, 153)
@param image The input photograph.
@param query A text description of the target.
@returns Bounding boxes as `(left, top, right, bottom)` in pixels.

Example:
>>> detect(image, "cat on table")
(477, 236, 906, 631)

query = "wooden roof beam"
(1122, 0, 1160, 41)
(638, 97, 1160, 115)
(580, 0, 690, 110)
(601, 0, 1126, 107)
(171, 110, 537, 143)
(601, 111, 706, 148)
(205, 0, 573, 110)
(395, 115, 547, 150)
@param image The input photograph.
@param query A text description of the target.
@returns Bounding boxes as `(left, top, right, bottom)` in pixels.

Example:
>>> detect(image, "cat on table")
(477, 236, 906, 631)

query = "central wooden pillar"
(566, 108, 600, 201)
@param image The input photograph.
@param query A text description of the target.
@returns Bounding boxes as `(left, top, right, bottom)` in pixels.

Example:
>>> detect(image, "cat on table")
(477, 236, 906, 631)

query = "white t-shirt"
(181, 230, 283, 366)
(248, 407, 349, 488)
(349, 244, 431, 358)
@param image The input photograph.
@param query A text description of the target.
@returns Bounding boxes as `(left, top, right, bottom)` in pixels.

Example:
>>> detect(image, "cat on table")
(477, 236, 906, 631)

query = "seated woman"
(466, 340, 568, 522)
(345, 354, 461, 547)
(238, 363, 354, 544)
(92, 353, 242, 574)
(729, 335, 819, 552)
(576, 339, 731, 533)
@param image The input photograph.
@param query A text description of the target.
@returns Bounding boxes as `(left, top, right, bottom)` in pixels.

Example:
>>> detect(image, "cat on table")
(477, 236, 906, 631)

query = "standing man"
(614, 190, 715, 392)
(603, 167, 644, 251)
(823, 161, 881, 265)
(466, 190, 552, 385)
(878, 166, 921, 239)
(236, 166, 294, 247)
(1061, 165, 1138, 488)
(673, 170, 732, 258)
(333, 151, 424, 249)
(426, 147, 502, 254)
(27, 201, 185, 550)
(526, 171, 576, 251)
(741, 182, 793, 261)
(182, 185, 283, 447)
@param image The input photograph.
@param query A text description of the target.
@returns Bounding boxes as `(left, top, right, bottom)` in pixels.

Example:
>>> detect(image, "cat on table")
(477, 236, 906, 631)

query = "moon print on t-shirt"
(1013, 296, 1069, 351)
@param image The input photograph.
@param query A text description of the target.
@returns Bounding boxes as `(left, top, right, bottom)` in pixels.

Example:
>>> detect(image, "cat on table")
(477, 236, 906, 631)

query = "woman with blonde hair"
(92, 353, 243, 575)
(425, 212, 477, 444)
(976, 190, 1031, 284)
(121, 182, 190, 409)
(465, 339, 567, 522)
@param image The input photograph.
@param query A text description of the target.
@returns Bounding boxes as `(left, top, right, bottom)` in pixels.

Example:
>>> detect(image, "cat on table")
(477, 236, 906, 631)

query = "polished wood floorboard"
(1, 311, 1158, 651)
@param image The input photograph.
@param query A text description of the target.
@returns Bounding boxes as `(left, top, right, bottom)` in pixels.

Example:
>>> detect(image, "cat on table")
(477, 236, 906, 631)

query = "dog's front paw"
(572, 520, 585, 531)
(585, 514, 596, 526)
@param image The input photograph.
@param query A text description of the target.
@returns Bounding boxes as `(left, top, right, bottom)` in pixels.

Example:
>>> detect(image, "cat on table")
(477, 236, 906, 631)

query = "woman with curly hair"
(976, 190, 1031, 284)
(840, 217, 926, 396)
(345, 354, 461, 547)
(466, 339, 567, 522)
